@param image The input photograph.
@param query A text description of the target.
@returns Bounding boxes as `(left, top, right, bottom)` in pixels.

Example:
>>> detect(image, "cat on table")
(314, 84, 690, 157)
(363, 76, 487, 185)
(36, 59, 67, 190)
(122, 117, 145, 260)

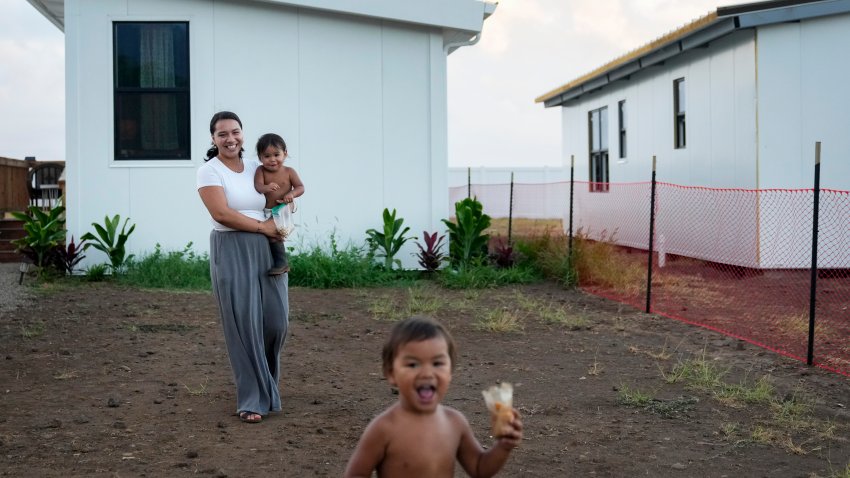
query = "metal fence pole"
(807, 142, 822, 366)
(467, 167, 471, 199)
(508, 171, 514, 245)
(646, 155, 657, 314)
(568, 155, 575, 258)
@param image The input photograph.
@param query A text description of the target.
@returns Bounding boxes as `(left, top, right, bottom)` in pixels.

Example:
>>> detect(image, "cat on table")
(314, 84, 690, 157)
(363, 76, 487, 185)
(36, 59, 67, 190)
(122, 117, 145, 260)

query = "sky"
(0, 0, 722, 167)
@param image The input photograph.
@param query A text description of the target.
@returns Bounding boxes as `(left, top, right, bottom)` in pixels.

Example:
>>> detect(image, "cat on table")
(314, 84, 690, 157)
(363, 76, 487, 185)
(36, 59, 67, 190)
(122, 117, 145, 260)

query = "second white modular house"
(536, 0, 850, 268)
(27, 0, 496, 268)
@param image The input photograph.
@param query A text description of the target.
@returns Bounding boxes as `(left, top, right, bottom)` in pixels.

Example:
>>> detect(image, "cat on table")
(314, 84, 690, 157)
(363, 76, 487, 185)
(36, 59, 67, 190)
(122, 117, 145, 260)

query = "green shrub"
(513, 230, 576, 286)
(443, 197, 490, 269)
(11, 204, 66, 271)
(289, 233, 413, 288)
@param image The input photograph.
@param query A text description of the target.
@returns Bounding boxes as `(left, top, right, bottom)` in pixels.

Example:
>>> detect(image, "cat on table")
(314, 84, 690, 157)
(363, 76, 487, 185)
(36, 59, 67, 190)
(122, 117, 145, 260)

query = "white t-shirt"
(196, 157, 265, 231)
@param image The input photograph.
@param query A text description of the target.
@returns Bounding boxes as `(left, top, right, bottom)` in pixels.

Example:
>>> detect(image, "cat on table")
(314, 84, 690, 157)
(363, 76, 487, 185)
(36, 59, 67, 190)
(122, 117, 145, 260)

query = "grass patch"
(750, 425, 775, 444)
(572, 228, 644, 294)
(475, 308, 523, 332)
(183, 379, 209, 396)
(20, 321, 45, 338)
(511, 290, 589, 330)
(368, 287, 444, 322)
(616, 385, 653, 407)
(121, 243, 211, 290)
(437, 263, 540, 289)
(513, 231, 576, 286)
(663, 351, 729, 390)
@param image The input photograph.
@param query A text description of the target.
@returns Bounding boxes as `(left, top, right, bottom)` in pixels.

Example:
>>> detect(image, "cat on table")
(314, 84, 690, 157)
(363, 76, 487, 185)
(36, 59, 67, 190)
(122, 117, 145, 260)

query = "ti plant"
(414, 230, 447, 272)
(11, 204, 66, 270)
(442, 197, 491, 269)
(55, 235, 87, 275)
(81, 214, 136, 274)
(489, 236, 516, 269)
(365, 208, 412, 270)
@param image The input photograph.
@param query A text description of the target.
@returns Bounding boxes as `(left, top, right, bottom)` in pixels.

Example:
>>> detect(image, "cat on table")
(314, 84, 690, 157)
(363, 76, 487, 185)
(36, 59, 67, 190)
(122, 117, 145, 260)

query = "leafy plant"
(81, 214, 136, 274)
(489, 236, 516, 269)
(54, 235, 87, 275)
(121, 242, 210, 290)
(365, 208, 412, 270)
(84, 263, 109, 282)
(414, 230, 446, 272)
(442, 197, 491, 269)
(11, 204, 66, 270)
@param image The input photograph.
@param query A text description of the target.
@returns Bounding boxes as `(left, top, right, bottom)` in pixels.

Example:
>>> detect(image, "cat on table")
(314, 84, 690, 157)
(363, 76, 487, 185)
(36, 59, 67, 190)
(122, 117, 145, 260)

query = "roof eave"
(26, 0, 64, 32)
(537, 0, 850, 108)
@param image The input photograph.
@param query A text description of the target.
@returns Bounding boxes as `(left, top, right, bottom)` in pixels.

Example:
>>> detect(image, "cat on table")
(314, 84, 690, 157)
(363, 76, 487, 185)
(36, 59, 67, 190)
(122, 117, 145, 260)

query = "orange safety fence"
(448, 181, 850, 376)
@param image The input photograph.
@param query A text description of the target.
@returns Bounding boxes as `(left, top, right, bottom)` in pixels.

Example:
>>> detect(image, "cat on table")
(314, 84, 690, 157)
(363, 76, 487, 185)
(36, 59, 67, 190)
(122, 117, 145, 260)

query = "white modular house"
(536, 0, 850, 268)
(28, 0, 496, 268)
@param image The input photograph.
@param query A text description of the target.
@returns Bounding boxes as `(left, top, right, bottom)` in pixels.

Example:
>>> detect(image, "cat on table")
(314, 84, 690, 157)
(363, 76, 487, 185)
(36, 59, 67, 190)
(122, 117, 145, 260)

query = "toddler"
(253, 133, 304, 275)
(344, 316, 523, 478)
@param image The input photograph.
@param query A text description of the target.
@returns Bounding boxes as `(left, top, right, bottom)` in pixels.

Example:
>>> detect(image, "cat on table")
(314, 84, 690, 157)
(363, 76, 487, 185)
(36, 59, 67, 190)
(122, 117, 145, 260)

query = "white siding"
(560, 30, 757, 187)
(757, 13, 850, 267)
(757, 13, 850, 190)
(65, 0, 454, 268)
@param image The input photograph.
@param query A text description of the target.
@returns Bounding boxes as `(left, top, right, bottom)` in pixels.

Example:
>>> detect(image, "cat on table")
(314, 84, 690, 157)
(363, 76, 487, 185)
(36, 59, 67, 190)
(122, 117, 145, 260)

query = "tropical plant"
(54, 235, 87, 275)
(489, 236, 516, 269)
(81, 214, 136, 274)
(11, 204, 66, 270)
(442, 197, 491, 269)
(365, 208, 412, 270)
(414, 230, 447, 272)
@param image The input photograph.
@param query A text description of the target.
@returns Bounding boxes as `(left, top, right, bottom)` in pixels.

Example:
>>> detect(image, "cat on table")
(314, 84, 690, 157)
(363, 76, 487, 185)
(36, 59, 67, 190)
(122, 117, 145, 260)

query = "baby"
(344, 316, 523, 478)
(253, 133, 304, 275)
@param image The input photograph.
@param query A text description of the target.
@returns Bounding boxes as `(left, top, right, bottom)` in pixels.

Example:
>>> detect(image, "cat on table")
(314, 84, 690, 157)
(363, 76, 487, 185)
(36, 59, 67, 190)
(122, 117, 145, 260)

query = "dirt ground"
(1, 269, 849, 477)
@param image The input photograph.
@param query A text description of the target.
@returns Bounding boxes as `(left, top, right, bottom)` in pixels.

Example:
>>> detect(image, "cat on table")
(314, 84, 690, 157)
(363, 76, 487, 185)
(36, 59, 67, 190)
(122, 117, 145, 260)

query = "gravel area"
(0, 262, 34, 316)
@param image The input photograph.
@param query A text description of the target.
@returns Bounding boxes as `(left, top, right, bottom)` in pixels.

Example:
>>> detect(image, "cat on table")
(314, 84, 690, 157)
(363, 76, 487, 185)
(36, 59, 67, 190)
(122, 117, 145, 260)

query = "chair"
(27, 162, 65, 209)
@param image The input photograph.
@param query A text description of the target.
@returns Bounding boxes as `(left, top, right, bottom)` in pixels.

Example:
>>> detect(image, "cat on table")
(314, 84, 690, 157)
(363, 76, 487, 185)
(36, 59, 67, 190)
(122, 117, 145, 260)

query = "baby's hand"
(494, 408, 522, 451)
(266, 182, 280, 192)
(283, 193, 294, 203)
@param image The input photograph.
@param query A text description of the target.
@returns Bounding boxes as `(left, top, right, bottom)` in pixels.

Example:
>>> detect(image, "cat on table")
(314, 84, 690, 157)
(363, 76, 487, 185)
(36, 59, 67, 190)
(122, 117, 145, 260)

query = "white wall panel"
(66, 0, 455, 269)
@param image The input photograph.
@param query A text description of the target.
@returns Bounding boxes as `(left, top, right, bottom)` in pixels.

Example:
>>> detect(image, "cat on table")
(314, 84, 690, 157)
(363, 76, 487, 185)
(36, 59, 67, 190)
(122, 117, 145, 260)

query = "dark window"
(618, 100, 626, 159)
(674, 78, 686, 149)
(588, 106, 609, 192)
(113, 22, 190, 160)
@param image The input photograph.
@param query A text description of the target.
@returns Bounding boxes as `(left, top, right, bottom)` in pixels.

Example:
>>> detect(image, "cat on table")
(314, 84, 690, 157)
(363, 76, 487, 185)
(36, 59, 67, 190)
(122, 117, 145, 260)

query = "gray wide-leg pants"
(210, 230, 289, 415)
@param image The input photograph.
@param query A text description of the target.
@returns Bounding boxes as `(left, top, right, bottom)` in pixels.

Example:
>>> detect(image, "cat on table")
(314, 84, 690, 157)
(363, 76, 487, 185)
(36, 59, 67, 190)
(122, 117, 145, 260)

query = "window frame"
(112, 21, 191, 162)
(588, 106, 610, 193)
(673, 77, 686, 149)
(617, 99, 627, 160)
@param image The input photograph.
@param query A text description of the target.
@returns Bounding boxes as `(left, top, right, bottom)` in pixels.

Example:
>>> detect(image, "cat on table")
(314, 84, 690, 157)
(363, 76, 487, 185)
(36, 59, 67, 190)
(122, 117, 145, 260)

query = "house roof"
(27, 0, 496, 48)
(536, 0, 850, 107)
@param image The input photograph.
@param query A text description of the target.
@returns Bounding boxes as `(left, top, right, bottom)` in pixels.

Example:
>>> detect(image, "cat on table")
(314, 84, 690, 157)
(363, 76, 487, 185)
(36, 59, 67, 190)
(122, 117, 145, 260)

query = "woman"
(196, 111, 288, 424)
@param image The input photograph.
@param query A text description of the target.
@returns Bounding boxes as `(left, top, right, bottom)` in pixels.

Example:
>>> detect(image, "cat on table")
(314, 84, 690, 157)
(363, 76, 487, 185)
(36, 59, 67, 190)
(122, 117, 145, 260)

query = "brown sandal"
(238, 411, 262, 423)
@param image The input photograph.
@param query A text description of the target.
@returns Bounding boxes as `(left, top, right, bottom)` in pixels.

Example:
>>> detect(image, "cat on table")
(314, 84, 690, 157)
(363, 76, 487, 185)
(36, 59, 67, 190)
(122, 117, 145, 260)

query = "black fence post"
(467, 167, 471, 199)
(807, 142, 822, 366)
(568, 155, 575, 258)
(646, 155, 657, 314)
(508, 171, 514, 245)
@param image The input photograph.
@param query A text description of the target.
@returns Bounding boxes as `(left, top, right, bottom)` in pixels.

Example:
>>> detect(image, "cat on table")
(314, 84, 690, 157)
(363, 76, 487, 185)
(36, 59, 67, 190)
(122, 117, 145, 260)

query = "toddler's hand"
(494, 408, 522, 450)
(267, 182, 280, 191)
(283, 193, 294, 203)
